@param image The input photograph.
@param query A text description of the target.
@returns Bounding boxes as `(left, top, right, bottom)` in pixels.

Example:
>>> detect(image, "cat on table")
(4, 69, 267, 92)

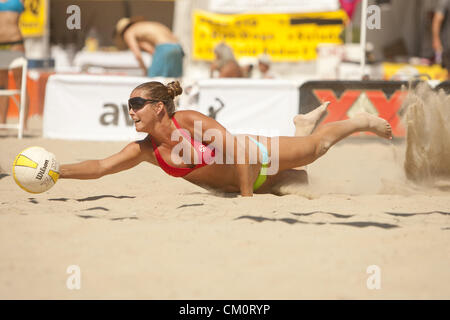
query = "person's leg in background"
(0, 69, 9, 124)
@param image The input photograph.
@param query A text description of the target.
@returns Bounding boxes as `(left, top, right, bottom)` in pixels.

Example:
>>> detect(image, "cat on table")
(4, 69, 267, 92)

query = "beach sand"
(0, 117, 449, 299)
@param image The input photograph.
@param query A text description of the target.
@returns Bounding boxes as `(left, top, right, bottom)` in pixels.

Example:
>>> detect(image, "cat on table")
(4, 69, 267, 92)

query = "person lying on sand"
(60, 81, 392, 197)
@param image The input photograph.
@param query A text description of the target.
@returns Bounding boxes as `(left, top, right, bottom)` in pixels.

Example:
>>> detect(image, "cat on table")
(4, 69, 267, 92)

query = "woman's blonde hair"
(133, 81, 182, 117)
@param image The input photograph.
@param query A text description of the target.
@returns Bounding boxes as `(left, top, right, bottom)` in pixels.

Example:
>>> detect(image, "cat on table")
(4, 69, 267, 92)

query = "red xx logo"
(313, 89, 407, 136)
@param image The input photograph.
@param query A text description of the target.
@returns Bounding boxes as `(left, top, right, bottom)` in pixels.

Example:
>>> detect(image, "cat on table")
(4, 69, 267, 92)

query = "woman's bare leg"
(277, 112, 392, 171)
(257, 112, 391, 194)
(256, 102, 330, 193)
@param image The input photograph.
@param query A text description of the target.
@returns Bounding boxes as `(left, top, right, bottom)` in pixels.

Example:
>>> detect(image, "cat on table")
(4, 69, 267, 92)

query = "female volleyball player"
(60, 81, 392, 197)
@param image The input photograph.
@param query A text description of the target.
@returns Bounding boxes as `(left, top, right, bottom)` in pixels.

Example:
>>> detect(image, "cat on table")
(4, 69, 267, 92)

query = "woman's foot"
(354, 112, 393, 139)
(293, 101, 330, 137)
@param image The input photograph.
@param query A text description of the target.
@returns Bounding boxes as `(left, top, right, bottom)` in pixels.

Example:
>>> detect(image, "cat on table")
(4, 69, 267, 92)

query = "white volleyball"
(12, 146, 60, 194)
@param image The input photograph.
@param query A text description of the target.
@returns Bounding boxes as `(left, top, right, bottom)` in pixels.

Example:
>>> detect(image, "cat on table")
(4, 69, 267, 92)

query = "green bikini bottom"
(249, 137, 269, 191)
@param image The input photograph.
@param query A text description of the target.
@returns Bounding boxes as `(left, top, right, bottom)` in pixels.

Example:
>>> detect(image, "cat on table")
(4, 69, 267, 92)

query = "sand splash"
(401, 82, 450, 188)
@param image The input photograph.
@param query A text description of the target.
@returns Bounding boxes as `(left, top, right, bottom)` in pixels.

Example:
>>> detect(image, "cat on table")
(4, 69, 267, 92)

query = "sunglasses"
(128, 97, 161, 111)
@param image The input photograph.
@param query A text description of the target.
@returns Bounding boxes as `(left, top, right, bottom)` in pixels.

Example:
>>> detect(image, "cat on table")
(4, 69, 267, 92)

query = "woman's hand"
(237, 164, 254, 197)
(234, 137, 254, 197)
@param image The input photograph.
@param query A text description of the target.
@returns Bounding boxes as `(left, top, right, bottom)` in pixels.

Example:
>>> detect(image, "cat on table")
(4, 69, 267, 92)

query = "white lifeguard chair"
(0, 57, 28, 139)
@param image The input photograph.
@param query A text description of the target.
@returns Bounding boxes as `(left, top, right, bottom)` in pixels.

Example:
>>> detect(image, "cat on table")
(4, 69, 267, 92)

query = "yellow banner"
(382, 63, 448, 81)
(193, 10, 348, 62)
(19, 0, 47, 37)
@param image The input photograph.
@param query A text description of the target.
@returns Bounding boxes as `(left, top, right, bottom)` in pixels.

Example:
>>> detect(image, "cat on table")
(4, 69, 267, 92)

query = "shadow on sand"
(0, 173, 9, 180)
(235, 214, 399, 229)
(385, 211, 450, 217)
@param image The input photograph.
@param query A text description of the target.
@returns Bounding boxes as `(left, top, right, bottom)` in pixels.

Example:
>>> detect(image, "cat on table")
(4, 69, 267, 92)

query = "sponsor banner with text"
(19, 0, 47, 37)
(299, 81, 409, 137)
(43, 74, 154, 141)
(193, 79, 300, 137)
(44, 76, 300, 141)
(193, 10, 347, 62)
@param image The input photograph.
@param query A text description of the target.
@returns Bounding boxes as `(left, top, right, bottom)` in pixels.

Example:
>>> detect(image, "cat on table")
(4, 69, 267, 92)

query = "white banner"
(209, 0, 340, 13)
(193, 79, 300, 137)
(44, 76, 301, 141)
(43, 74, 161, 141)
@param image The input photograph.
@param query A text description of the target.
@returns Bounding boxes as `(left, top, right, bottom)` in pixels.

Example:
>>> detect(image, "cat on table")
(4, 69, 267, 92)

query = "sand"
(403, 83, 450, 185)
(0, 117, 449, 299)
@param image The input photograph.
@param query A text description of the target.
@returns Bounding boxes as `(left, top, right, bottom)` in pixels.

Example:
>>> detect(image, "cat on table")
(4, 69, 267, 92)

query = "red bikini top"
(151, 116, 215, 177)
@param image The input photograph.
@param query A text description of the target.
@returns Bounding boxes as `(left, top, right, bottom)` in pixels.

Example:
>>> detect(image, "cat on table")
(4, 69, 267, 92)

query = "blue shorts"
(148, 43, 184, 78)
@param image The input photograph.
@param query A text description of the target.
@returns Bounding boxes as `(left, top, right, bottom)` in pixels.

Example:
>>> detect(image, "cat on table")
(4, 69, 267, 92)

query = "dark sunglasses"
(128, 97, 161, 111)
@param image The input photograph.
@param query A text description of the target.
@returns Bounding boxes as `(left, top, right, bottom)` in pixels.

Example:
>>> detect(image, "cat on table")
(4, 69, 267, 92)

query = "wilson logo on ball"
(36, 160, 49, 180)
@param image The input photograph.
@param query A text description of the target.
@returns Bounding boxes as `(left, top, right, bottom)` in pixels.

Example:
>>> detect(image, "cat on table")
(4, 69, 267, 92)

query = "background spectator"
(210, 42, 243, 78)
(114, 17, 184, 77)
(432, 0, 450, 75)
(251, 54, 276, 79)
(0, 0, 28, 129)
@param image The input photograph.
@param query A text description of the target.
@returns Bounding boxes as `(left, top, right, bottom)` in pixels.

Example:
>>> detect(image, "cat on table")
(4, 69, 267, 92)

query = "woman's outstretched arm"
(60, 139, 152, 180)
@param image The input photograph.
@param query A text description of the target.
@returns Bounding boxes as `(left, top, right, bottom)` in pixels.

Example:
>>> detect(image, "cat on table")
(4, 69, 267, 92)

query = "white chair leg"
(0, 57, 27, 138)
(18, 97, 24, 139)
(18, 59, 28, 139)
